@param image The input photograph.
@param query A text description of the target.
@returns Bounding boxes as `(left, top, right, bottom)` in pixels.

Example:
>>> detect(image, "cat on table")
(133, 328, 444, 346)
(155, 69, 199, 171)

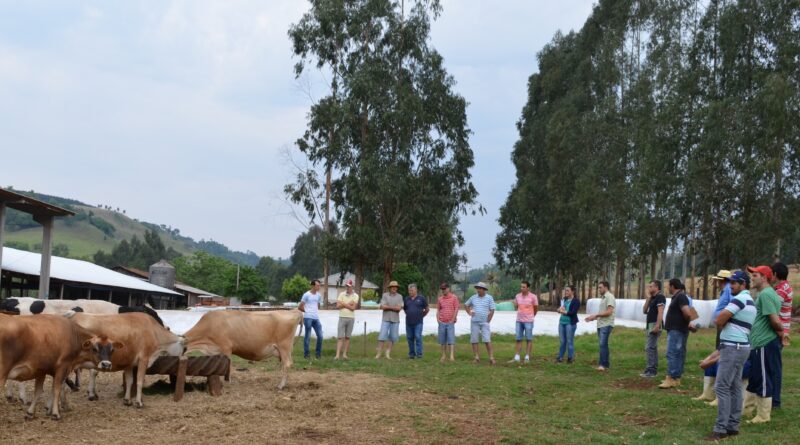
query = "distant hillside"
(2, 187, 261, 266)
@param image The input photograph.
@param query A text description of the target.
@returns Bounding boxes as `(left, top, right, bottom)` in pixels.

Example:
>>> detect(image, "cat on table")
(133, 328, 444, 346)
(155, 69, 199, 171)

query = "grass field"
(247, 326, 799, 444)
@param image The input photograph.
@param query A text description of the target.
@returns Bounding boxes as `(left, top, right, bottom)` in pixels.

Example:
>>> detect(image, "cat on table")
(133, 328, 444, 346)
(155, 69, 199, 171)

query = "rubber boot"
(742, 391, 757, 417)
(748, 397, 772, 424)
(693, 376, 716, 401)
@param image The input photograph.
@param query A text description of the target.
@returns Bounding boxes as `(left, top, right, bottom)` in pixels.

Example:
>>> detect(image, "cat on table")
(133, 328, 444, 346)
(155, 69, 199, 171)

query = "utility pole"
(462, 261, 469, 299)
(236, 264, 240, 292)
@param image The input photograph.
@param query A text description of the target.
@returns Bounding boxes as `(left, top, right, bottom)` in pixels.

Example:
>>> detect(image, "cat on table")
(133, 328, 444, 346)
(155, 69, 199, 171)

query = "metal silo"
(149, 259, 176, 290)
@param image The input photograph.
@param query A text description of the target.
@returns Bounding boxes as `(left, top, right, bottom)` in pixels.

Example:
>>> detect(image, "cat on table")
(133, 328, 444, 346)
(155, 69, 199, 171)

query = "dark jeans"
(666, 330, 688, 379)
(598, 326, 613, 368)
(406, 323, 424, 358)
(303, 318, 323, 358)
(774, 343, 784, 407)
(558, 323, 576, 360)
(644, 330, 661, 375)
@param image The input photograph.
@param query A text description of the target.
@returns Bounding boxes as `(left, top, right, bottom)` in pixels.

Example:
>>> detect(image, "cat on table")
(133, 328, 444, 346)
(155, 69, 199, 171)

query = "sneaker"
(596, 366, 607, 372)
(556, 358, 563, 363)
(567, 358, 574, 364)
(524, 356, 530, 364)
(705, 432, 728, 442)
(640, 372, 656, 378)
(725, 430, 738, 436)
(507, 358, 520, 364)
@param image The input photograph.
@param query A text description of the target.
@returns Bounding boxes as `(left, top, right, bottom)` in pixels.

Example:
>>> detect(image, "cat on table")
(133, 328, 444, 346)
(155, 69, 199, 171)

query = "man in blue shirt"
(403, 283, 429, 359)
(465, 282, 496, 365)
(299, 280, 323, 360)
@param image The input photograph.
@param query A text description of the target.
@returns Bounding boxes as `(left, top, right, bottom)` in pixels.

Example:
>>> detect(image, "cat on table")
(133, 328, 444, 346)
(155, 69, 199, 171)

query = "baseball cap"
(729, 270, 750, 285)
(439, 282, 449, 290)
(345, 279, 354, 287)
(747, 265, 773, 281)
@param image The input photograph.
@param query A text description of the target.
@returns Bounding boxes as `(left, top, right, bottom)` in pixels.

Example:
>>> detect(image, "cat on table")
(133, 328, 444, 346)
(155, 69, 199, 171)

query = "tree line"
(495, 0, 800, 301)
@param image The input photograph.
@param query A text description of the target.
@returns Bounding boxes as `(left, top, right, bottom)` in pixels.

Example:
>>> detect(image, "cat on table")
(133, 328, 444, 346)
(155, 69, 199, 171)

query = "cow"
(0, 314, 120, 420)
(64, 311, 184, 408)
(182, 309, 303, 389)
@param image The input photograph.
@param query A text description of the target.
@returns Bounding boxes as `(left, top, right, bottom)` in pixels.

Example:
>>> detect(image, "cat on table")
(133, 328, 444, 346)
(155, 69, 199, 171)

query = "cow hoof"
(51, 414, 61, 421)
(123, 399, 132, 406)
(134, 401, 143, 409)
(88, 395, 98, 401)
(24, 413, 34, 421)
(6, 396, 14, 403)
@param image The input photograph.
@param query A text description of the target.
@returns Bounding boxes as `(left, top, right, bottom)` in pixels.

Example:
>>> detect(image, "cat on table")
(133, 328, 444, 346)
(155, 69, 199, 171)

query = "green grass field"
(244, 327, 798, 444)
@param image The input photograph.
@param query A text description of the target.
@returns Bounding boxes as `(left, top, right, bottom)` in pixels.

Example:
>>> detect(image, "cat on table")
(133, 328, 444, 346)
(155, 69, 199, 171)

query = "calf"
(183, 310, 303, 389)
(65, 312, 184, 408)
(0, 314, 119, 420)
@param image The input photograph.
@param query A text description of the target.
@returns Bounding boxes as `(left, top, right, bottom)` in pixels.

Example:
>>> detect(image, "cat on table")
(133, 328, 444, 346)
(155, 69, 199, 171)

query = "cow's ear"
(113, 342, 125, 350)
(82, 340, 93, 349)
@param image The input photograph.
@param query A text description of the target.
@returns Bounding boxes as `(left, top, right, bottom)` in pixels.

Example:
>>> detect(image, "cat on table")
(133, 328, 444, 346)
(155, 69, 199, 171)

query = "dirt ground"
(0, 366, 497, 445)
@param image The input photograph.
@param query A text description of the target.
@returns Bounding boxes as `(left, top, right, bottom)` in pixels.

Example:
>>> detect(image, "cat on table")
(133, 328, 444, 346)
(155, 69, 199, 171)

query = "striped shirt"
(720, 290, 757, 345)
(437, 293, 460, 323)
(775, 281, 794, 335)
(465, 294, 496, 323)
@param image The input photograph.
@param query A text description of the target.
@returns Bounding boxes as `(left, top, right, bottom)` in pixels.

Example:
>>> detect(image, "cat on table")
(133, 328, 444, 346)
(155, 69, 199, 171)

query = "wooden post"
(35, 215, 53, 299)
(0, 202, 5, 291)
(363, 322, 367, 358)
(174, 356, 188, 402)
(59, 283, 64, 299)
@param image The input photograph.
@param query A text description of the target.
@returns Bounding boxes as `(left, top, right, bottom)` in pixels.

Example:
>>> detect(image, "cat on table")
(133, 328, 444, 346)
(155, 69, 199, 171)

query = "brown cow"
(183, 310, 302, 389)
(65, 311, 184, 408)
(0, 314, 119, 420)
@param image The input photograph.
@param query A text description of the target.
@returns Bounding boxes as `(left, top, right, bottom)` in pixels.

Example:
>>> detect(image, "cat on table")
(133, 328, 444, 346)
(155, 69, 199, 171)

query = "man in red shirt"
(437, 283, 460, 362)
(770, 262, 793, 408)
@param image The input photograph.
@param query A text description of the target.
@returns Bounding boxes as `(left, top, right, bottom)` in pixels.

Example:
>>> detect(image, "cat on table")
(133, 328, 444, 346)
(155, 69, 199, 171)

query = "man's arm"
(680, 304, 693, 321)
(768, 313, 784, 337)
(653, 305, 664, 332)
(599, 305, 615, 317)
(422, 298, 430, 317)
(642, 295, 652, 315)
(298, 302, 306, 312)
(487, 309, 495, 323)
(715, 308, 734, 327)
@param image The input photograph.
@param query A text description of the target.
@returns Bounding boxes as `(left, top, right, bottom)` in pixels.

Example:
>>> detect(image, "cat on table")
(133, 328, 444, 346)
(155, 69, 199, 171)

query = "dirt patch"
(0, 367, 497, 444)
(610, 378, 656, 390)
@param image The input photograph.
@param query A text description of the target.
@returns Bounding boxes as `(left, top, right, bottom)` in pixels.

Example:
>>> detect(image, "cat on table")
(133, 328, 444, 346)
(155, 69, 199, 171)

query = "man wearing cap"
(692, 270, 733, 403)
(640, 280, 666, 378)
(706, 270, 756, 441)
(465, 282, 496, 364)
(403, 283, 429, 359)
(376, 280, 404, 359)
(770, 262, 793, 408)
(299, 279, 324, 360)
(585, 281, 615, 371)
(659, 278, 693, 388)
(437, 283, 460, 362)
(335, 279, 359, 360)
(742, 265, 783, 423)
(510, 281, 538, 365)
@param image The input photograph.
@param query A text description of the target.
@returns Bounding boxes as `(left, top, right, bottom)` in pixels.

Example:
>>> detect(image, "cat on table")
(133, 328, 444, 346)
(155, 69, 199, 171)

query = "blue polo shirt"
(403, 295, 429, 325)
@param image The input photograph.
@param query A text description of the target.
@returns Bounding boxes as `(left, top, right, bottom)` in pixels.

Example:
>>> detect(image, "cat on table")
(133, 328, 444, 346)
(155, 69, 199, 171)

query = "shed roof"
(1, 247, 180, 295)
(0, 189, 75, 218)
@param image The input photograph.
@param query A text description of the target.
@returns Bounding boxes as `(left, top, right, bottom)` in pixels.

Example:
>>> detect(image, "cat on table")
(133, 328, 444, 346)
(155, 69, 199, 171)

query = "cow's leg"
(74, 369, 81, 390)
(277, 347, 293, 390)
(49, 368, 66, 420)
(134, 358, 147, 408)
(5, 381, 12, 402)
(87, 369, 99, 401)
(17, 381, 27, 405)
(122, 368, 133, 406)
(25, 375, 45, 420)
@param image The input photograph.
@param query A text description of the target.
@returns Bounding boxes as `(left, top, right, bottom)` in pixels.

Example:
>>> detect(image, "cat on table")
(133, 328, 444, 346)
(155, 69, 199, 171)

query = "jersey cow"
(0, 314, 119, 420)
(65, 312, 184, 408)
(182, 310, 303, 389)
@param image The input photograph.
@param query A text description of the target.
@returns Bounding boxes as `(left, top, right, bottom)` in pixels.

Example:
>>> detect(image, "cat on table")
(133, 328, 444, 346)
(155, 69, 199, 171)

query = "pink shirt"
(515, 293, 539, 323)
(775, 281, 794, 334)
(437, 293, 460, 323)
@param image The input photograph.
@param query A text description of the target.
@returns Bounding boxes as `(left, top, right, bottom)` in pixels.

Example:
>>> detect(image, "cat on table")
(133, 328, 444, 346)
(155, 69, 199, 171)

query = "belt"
(720, 341, 750, 349)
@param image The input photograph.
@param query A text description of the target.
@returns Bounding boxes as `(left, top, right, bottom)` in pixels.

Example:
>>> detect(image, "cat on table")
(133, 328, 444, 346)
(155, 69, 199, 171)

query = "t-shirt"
(465, 294, 496, 323)
(515, 293, 538, 323)
(559, 298, 571, 325)
(300, 291, 321, 320)
(597, 292, 615, 328)
(646, 293, 666, 330)
(713, 283, 733, 319)
(437, 293, 460, 323)
(720, 290, 757, 344)
(403, 295, 429, 325)
(665, 291, 690, 332)
(775, 280, 794, 335)
(750, 286, 782, 349)
(380, 292, 404, 323)
(337, 292, 359, 318)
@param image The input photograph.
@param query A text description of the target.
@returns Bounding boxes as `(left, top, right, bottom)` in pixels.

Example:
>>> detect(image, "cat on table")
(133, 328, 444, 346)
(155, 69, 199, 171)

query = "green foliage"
(5, 241, 30, 251)
(52, 243, 70, 257)
(173, 251, 266, 303)
(281, 273, 310, 302)
(360, 288, 378, 302)
(256, 256, 292, 298)
(289, 225, 330, 280)
(88, 216, 116, 238)
(93, 229, 180, 270)
(389, 263, 426, 296)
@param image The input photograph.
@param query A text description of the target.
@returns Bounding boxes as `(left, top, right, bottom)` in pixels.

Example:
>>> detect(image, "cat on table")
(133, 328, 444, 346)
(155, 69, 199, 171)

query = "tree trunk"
(670, 245, 676, 279)
(681, 241, 688, 283)
(322, 164, 332, 308)
(638, 260, 645, 299)
(650, 253, 657, 283)
(354, 258, 364, 309)
(690, 241, 697, 297)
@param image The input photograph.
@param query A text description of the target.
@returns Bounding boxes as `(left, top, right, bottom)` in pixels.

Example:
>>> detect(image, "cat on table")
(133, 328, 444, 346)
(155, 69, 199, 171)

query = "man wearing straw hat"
(376, 280, 404, 359)
(465, 282, 496, 365)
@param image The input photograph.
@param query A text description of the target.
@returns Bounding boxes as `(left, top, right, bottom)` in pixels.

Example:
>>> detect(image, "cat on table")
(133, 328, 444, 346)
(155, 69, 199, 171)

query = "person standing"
(585, 281, 615, 371)
(556, 284, 580, 364)
(335, 279, 358, 360)
(436, 283, 459, 362)
(403, 283, 429, 359)
(376, 280, 403, 359)
(510, 281, 538, 364)
(659, 278, 693, 389)
(693, 270, 733, 404)
(742, 265, 783, 423)
(770, 262, 793, 408)
(299, 279, 323, 360)
(641, 280, 666, 378)
(706, 270, 756, 441)
(465, 282, 496, 365)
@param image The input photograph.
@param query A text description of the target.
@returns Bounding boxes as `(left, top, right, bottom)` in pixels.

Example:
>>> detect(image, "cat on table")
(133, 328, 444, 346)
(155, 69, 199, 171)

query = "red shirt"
(437, 293, 460, 323)
(775, 280, 794, 334)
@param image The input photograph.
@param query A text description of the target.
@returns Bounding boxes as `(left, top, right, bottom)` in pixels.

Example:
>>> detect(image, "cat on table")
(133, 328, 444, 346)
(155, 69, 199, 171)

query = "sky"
(0, 0, 595, 267)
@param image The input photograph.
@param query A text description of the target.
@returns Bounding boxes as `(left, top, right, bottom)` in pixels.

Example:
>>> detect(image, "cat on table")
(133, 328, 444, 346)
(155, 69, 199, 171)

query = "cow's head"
(82, 336, 124, 370)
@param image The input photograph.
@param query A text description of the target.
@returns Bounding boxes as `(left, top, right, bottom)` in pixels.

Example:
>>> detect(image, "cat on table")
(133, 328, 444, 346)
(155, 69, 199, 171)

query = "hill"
(2, 187, 261, 266)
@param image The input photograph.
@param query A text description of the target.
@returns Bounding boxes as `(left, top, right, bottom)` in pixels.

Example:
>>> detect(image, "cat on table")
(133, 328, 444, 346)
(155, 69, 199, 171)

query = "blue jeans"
(303, 318, 323, 358)
(406, 323, 424, 358)
(666, 330, 689, 378)
(558, 323, 576, 360)
(597, 326, 613, 368)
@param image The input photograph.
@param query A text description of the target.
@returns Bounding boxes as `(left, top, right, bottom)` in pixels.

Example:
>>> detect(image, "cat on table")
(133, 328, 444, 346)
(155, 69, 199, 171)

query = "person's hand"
(688, 325, 698, 333)
(585, 315, 595, 322)
(650, 327, 661, 335)
(783, 333, 790, 347)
